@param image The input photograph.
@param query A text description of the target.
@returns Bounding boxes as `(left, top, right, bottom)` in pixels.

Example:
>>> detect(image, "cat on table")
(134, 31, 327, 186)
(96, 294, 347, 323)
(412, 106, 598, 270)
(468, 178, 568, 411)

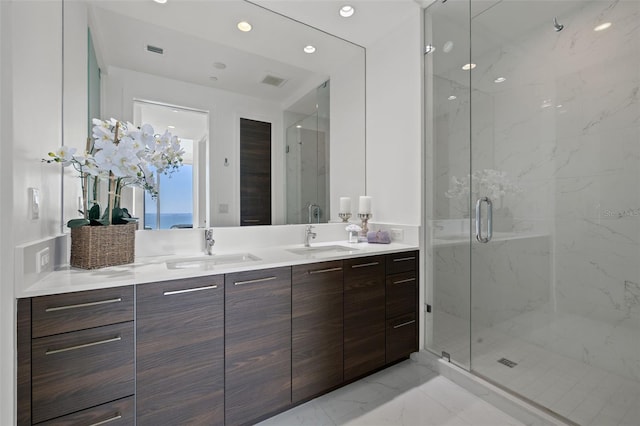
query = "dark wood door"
(240, 118, 271, 226)
(225, 267, 291, 425)
(136, 276, 224, 425)
(343, 255, 386, 381)
(292, 261, 344, 403)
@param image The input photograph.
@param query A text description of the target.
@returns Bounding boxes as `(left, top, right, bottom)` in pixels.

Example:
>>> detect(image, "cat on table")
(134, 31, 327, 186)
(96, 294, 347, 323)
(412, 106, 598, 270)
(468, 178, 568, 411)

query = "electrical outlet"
(36, 247, 50, 274)
(390, 228, 404, 242)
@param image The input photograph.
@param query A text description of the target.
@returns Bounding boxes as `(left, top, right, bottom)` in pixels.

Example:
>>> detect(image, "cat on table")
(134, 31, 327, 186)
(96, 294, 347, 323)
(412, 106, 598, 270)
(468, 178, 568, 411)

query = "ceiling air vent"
(146, 45, 164, 55)
(261, 74, 287, 88)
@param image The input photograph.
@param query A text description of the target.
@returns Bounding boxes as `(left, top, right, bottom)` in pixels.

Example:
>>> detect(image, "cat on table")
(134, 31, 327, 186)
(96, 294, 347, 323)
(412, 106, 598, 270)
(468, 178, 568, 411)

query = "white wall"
(0, 1, 14, 422)
(329, 52, 367, 220)
(366, 10, 422, 225)
(2, 1, 64, 422)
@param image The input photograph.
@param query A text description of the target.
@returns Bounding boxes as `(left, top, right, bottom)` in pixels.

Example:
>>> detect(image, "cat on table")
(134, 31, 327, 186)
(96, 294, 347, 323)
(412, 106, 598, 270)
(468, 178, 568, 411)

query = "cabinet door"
(225, 267, 292, 425)
(136, 276, 224, 426)
(343, 255, 386, 381)
(292, 261, 343, 403)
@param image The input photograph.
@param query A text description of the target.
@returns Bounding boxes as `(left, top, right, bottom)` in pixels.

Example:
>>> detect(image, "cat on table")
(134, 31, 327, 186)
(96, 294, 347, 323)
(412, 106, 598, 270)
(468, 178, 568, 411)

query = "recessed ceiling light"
(213, 62, 227, 70)
(494, 77, 506, 83)
(462, 63, 476, 71)
(209, 76, 218, 81)
(153, 0, 167, 4)
(296, 125, 302, 128)
(339, 5, 355, 18)
(167, 125, 176, 129)
(172, 109, 179, 113)
(304, 45, 316, 54)
(425, 44, 435, 54)
(448, 95, 457, 100)
(237, 21, 252, 32)
(594, 22, 612, 32)
(556, 104, 563, 108)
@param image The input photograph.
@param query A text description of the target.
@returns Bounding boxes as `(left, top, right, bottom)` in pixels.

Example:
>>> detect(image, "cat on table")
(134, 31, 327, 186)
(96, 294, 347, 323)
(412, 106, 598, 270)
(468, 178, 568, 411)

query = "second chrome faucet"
(304, 225, 317, 247)
(204, 228, 215, 255)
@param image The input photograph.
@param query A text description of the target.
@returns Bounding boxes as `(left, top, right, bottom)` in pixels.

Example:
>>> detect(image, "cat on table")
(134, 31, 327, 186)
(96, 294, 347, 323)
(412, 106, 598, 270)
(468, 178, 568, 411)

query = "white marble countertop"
(18, 241, 418, 298)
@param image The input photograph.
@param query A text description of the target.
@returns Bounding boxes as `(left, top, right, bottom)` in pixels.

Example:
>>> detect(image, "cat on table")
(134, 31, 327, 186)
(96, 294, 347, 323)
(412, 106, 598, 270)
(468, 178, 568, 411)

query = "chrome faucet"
(204, 228, 215, 255)
(308, 203, 320, 224)
(304, 225, 317, 247)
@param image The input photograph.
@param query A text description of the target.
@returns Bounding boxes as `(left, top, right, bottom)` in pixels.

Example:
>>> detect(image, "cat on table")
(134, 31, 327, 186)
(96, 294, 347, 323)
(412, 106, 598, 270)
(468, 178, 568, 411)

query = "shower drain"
(497, 358, 518, 368)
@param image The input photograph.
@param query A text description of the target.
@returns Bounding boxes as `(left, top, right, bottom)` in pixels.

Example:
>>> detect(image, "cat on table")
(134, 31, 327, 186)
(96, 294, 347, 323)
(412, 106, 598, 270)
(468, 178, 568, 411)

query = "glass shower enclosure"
(285, 81, 330, 224)
(424, 1, 640, 424)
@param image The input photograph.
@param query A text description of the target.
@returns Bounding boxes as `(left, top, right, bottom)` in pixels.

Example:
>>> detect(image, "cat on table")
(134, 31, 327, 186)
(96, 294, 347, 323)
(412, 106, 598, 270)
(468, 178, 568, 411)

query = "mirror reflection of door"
(240, 118, 272, 226)
(133, 101, 209, 230)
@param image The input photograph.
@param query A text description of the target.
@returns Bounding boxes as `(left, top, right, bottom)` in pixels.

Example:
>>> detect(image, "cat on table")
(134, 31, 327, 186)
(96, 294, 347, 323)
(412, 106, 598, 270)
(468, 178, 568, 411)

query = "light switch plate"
(29, 188, 40, 220)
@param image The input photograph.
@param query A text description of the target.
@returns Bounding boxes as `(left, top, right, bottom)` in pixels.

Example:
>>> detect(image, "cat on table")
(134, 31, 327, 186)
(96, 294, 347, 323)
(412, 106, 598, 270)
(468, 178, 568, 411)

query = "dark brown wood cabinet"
(136, 276, 225, 425)
(17, 249, 419, 425)
(292, 261, 344, 403)
(27, 287, 135, 425)
(225, 267, 292, 425)
(343, 255, 386, 381)
(385, 250, 419, 364)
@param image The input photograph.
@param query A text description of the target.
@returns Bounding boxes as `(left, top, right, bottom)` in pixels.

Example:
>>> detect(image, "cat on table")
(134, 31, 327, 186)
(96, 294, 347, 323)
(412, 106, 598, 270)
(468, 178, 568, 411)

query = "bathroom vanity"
(16, 244, 418, 425)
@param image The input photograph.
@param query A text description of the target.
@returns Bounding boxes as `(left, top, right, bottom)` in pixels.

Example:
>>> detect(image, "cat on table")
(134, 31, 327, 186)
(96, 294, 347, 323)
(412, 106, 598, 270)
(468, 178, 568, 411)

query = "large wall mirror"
(62, 0, 366, 229)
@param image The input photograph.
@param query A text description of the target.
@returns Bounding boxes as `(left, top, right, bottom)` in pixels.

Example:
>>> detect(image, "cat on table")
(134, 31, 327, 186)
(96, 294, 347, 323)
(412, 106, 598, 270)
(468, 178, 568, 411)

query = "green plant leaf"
(67, 218, 90, 228)
(88, 204, 101, 221)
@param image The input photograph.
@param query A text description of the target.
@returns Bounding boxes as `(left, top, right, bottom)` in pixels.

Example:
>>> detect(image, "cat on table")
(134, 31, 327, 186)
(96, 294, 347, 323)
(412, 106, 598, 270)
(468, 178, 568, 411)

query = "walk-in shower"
(424, 1, 640, 424)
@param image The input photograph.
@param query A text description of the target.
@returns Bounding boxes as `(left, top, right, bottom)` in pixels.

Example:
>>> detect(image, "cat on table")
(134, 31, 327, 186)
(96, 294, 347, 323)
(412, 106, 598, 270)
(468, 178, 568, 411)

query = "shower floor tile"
(432, 310, 640, 426)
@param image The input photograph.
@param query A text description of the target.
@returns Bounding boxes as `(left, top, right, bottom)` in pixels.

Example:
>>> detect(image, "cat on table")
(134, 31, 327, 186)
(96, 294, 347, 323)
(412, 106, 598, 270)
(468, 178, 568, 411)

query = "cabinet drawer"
(37, 396, 134, 426)
(32, 322, 134, 423)
(386, 312, 417, 364)
(386, 271, 417, 318)
(385, 251, 418, 275)
(32, 286, 134, 338)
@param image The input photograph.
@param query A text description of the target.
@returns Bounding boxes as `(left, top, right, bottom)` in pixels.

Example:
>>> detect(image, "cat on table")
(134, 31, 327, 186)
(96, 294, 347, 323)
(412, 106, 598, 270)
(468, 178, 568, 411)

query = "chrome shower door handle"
(475, 196, 493, 243)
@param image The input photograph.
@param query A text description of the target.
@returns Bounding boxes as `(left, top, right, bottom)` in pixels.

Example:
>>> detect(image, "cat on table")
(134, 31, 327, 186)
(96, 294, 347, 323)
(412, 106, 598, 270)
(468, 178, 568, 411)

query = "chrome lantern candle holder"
(338, 212, 352, 223)
(358, 213, 372, 236)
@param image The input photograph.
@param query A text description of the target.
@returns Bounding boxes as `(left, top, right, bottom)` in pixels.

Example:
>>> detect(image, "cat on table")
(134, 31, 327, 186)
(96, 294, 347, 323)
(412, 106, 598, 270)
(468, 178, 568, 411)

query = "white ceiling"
(253, 0, 422, 48)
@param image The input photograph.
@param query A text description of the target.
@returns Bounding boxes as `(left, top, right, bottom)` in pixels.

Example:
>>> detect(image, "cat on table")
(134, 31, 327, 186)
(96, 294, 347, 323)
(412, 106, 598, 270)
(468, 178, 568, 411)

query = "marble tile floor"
(432, 311, 640, 426)
(257, 360, 525, 426)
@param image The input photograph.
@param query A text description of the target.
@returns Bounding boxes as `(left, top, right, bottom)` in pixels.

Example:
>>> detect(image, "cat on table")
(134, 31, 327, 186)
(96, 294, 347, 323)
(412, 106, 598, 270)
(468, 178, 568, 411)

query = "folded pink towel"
(367, 230, 391, 244)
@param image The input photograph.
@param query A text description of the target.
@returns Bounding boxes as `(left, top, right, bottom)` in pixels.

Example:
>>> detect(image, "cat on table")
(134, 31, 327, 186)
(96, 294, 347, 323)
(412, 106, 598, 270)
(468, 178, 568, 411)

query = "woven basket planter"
(70, 223, 136, 269)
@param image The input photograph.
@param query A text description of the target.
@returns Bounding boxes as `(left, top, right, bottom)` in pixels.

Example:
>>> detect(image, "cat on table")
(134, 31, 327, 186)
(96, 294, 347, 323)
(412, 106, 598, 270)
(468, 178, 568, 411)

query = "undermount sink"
(286, 245, 359, 256)
(166, 253, 260, 270)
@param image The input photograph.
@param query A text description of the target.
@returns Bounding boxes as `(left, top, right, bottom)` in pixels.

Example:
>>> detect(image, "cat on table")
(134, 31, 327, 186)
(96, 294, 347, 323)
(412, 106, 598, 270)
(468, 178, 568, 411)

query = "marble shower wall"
(429, 0, 640, 381)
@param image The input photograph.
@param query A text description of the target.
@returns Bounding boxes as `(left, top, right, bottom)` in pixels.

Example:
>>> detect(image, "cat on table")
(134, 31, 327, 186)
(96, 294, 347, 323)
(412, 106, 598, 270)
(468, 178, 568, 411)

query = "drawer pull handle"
(90, 414, 122, 426)
(234, 276, 277, 286)
(351, 262, 379, 269)
(392, 278, 416, 285)
(45, 336, 122, 355)
(45, 298, 122, 312)
(393, 319, 416, 329)
(242, 219, 261, 223)
(164, 285, 218, 296)
(309, 267, 343, 275)
(393, 256, 415, 262)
